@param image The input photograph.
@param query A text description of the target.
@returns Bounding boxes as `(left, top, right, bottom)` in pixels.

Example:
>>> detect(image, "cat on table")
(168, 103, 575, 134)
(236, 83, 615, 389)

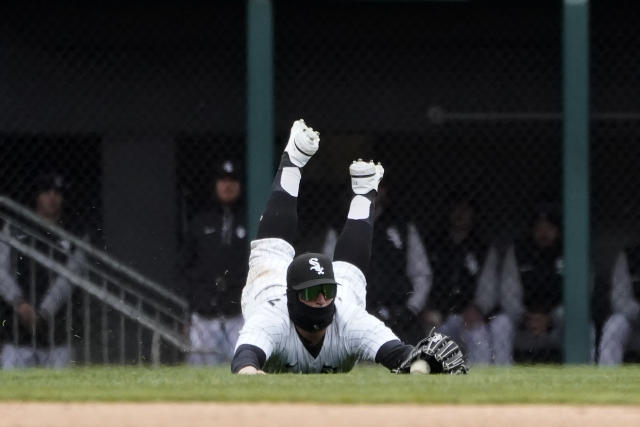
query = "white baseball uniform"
(235, 237, 399, 373)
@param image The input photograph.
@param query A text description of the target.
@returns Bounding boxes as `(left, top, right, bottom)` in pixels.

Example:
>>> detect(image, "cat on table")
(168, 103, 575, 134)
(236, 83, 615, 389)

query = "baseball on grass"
(409, 359, 430, 375)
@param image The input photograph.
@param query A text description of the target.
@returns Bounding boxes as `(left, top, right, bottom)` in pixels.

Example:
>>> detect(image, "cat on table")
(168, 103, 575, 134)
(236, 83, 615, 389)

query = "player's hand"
(421, 309, 443, 328)
(525, 312, 552, 336)
(16, 302, 38, 331)
(237, 366, 266, 375)
(395, 328, 468, 375)
(462, 305, 484, 328)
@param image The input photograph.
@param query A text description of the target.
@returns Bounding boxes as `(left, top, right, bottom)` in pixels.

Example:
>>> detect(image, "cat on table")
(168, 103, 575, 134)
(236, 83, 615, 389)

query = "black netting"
(276, 1, 564, 362)
(591, 2, 640, 363)
(0, 135, 102, 234)
(0, 2, 245, 365)
(0, 0, 637, 367)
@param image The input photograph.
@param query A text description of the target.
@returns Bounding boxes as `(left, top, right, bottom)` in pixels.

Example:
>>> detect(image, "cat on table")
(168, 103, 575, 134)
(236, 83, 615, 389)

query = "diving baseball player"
(231, 119, 468, 375)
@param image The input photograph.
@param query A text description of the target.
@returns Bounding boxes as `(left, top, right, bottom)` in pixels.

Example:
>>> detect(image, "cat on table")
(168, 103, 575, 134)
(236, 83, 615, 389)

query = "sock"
(256, 153, 301, 243)
(333, 191, 376, 273)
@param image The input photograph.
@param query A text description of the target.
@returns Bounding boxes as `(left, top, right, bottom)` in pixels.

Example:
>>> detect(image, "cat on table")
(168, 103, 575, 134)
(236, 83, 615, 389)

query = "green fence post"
(563, 0, 591, 364)
(246, 0, 274, 240)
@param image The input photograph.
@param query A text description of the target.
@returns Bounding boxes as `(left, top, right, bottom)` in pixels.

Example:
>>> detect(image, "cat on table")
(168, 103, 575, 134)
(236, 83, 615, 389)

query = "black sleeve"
(375, 339, 413, 371)
(231, 344, 267, 373)
(175, 219, 198, 302)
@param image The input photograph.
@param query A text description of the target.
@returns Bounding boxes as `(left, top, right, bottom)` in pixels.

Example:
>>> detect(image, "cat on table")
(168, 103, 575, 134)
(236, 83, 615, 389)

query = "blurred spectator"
(420, 193, 500, 365)
(177, 159, 248, 365)
(598, 245, 640, 365)
(0, 173, 84, 369)
(323, 181, 430, 344)
(497, 203, 566, 363)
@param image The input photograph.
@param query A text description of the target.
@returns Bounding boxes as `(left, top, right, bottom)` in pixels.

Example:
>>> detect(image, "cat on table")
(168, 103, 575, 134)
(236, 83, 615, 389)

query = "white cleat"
(350, 159, 384, 194)
(284, 119, 320, 167)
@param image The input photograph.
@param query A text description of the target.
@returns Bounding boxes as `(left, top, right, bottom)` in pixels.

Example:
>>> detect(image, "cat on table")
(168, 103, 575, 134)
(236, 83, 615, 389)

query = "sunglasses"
(299, 283, 337, 301)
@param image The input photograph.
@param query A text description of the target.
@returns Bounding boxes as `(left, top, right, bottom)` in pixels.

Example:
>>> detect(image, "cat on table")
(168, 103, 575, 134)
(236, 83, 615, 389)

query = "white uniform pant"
(436, 313, 517, 365)
(187, 313, 243, 365)
(599, 313, 640, 365)
(490, 313, 596, 365)
(1, 343, 71, 369)
(437, 314, 498, 366)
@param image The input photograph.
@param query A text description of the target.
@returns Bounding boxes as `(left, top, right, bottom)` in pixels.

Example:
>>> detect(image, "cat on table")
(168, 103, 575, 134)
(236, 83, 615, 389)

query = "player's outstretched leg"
(333, 159, 384, 273)
(256, 119, 320, 244)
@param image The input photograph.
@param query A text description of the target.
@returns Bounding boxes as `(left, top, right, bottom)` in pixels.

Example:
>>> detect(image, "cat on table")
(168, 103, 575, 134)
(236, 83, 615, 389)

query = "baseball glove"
(395, 328, 468, 375)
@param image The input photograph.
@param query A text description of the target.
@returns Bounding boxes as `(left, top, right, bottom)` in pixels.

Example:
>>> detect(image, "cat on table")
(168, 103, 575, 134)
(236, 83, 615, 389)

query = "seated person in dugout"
(598, 244, 640, 365)
(230, 119, 467, 375)
(421, 194, 501, 366)
(0, 173, 83, 369)
(497, 203, 594, 363)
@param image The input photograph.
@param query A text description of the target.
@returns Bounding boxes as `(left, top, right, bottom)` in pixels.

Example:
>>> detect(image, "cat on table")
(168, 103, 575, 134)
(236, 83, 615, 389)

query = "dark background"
(0, 1, 638, 327)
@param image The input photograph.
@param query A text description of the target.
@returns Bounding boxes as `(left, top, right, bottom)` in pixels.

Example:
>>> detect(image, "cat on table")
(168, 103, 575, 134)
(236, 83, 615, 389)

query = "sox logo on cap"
(309, 258, 325, 275)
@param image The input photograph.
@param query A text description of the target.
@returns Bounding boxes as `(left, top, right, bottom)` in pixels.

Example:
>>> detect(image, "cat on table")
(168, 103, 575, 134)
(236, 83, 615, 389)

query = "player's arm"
(473, 245, 500, 316)
(611, 251, 640, 321)
(499, 245, 525, 323)
(40, 239, 86, 319)
(0, 223, 24, 306)
(348, 308, 467, 374)
(375, 340, 413, 370)
(344, 305, 409, 367)
(230, 306, 282, 374)
(405, 222, 432, 315)
(231, 344, 267, 374)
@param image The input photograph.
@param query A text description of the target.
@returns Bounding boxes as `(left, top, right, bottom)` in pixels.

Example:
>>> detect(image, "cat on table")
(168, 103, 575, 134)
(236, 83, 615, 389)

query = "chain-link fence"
(277, 1, 566, 363)
(0, 1, 638, 366)
(0, 2, 246, 365)
(591, 2, 640, 364)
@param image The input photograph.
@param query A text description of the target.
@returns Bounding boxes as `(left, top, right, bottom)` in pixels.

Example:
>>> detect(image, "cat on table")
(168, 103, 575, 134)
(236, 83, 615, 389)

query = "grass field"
(1, 364, 639, 404)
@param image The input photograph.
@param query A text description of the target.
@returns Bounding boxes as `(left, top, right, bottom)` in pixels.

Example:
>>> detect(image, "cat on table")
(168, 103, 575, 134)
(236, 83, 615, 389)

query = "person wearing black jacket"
(0, 173, 83, 369)
(177, 160, 248, 365)
(498, 204, 570, 363)
(422, 195, 499, 365)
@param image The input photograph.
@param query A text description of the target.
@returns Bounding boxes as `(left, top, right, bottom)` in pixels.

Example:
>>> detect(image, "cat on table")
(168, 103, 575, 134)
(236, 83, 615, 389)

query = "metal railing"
(0, 196, 191, 365)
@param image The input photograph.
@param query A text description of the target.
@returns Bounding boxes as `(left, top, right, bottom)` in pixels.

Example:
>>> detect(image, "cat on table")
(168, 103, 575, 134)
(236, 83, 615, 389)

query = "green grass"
(0, 364, 639, 404)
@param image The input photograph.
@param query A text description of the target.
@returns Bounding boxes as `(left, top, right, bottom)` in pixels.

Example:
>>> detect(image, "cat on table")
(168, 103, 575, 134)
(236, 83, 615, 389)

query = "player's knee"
(601, 313, 631, 341)
(489, 313, 513, 336)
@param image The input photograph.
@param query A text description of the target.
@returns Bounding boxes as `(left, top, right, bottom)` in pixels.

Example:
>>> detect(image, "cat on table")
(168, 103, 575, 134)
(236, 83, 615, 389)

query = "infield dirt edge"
(1, 403, 639, 427)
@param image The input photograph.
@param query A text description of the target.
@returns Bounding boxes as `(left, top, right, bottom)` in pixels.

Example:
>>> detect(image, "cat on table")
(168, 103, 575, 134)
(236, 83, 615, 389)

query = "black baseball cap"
(216, 159, 242, 180)
(532, 202, 561, 228)
(286, 253, 338, 291)
(34, 173, 67, 196)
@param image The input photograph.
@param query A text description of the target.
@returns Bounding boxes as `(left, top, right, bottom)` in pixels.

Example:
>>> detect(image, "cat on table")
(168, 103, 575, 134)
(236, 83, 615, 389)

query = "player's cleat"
(349, 159, 384, 194)
(284, 119, 320, 168)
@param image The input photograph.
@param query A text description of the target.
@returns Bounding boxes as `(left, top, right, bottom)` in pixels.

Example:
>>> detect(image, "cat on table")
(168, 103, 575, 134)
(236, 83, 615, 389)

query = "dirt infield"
(0, 403, 639, 427)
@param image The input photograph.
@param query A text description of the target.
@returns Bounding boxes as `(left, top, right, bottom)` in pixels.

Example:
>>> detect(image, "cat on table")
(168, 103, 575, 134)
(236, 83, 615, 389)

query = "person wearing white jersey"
(598, 246, 640, 365)
(231, 119, 468, 375)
